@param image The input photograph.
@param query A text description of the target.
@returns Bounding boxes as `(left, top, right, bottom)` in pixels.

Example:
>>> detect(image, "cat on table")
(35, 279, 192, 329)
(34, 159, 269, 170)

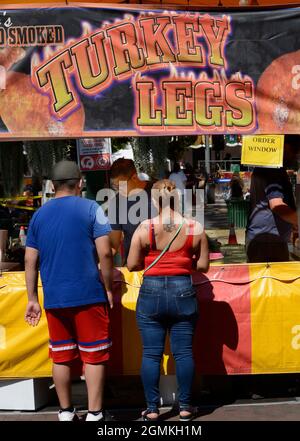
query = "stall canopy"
(1, 1, 300, 6)
(0, 2, 300, 138)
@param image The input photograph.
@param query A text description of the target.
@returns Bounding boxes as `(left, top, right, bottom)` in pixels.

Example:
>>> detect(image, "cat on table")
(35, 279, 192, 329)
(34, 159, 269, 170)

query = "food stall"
(1, 1, 300, 409)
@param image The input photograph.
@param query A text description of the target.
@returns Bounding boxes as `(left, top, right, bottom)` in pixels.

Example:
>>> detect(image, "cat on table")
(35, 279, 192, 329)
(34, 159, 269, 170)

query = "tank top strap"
(185, 222, 194, 250)
(149, 220, 157, 251)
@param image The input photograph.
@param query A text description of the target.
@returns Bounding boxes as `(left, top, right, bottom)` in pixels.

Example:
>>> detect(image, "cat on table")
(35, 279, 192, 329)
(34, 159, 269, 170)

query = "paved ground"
(205, 203, 230, 231)
(204, 203, 247, 264)
(1, 400, 300, 421)
(205, 203, 245, 245)
(1, 376, 300, 421)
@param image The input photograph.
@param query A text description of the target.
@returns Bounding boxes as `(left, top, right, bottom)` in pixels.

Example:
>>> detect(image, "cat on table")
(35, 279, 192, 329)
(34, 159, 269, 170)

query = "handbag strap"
(144, 221, 185, 274)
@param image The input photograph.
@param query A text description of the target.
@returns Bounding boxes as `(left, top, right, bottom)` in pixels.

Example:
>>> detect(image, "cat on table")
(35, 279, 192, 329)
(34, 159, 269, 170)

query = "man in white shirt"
(169, 163, 187, 191)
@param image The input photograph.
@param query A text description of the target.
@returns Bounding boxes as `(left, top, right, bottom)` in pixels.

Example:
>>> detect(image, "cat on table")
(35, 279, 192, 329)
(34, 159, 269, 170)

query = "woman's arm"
(127, 223, 147, 271)
(196, 232, 209, 273)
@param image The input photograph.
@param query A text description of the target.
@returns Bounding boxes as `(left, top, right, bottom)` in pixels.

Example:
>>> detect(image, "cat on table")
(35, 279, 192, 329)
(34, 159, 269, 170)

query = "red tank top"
(144, 221, 195, 276)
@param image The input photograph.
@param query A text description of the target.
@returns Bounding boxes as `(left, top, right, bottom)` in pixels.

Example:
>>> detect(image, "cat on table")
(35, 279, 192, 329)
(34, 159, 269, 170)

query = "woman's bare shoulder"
(184, 218, 205, 236)
(136, 219, 151, 233)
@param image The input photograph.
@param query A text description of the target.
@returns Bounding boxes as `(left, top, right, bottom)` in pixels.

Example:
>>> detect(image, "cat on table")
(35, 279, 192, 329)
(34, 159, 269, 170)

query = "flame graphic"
(166, 64, 251, 84)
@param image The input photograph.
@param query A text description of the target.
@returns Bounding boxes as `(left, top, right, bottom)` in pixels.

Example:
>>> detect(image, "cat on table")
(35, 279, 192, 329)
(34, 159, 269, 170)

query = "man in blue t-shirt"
(25, 160, 113, 422)
(246, 135, 300, 262)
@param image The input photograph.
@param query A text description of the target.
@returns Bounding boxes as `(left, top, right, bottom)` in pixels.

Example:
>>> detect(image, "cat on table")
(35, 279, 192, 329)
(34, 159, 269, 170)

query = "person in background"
(127, 179, 209, 422)
(169, 163, 187, 192)
(109, 158, 154, 264)
(138, 167, 150, 182)
(184, 163, 198, 206)
(197, 168, 208, 190)
(196, 167, 208, 205)
(224, 152, 232, 171)
(0, 204, 13, 237)
(244, 187, 250, 201)
(184, 163, 197, 190)
(246, 135, 300, 263)
(24, 161, 113, 422)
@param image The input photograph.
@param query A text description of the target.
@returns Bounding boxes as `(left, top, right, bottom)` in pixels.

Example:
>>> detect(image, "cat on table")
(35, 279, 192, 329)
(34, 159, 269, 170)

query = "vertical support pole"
(296, 170, 300, 247)
(205, 135, 211, 175)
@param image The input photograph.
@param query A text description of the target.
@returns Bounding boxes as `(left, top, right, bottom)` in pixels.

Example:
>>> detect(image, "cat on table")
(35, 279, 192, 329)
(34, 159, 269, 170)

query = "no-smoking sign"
(77, 139, 112, 171)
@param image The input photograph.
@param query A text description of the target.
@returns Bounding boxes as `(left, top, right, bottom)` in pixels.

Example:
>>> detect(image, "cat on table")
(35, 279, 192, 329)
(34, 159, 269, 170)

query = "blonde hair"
(152, 179, 180, 211)
(152, 179, 176, 192)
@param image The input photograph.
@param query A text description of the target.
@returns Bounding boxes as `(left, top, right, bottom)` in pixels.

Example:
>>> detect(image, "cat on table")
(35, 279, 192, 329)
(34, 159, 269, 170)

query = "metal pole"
(296, 169, 300, 248)
(205, 135, 211, 175)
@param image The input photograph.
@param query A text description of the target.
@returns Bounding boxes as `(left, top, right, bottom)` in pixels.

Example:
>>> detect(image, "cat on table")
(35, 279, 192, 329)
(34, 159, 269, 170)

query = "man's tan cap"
(51, 160, 81, 181)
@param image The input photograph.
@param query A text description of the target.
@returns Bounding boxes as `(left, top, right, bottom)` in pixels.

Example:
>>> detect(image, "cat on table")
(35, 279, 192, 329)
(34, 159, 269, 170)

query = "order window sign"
(241, 135, 284, 168)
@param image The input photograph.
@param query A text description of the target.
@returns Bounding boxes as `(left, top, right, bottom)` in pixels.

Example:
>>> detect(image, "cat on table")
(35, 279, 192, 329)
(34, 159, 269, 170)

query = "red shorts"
(45, 303, 111, 364)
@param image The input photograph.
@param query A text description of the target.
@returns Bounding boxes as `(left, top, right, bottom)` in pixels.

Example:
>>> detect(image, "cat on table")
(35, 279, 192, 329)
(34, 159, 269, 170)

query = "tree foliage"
(0, 142, 24, 197)
(111, 137, 132, 152)
(25, 140, 71, 178)
(130, 135, 197, 178)
(132, 137, 171, 179)
(0, 140, 73, 197)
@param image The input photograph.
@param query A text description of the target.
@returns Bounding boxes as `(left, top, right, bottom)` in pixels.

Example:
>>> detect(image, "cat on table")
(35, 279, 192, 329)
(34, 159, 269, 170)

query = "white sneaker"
(85, 411, 104, 421)
(58, 409, 78, 421)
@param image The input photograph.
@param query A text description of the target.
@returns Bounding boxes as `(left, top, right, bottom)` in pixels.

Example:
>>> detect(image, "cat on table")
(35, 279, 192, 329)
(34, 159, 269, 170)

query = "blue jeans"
(136, 275, 198, 411)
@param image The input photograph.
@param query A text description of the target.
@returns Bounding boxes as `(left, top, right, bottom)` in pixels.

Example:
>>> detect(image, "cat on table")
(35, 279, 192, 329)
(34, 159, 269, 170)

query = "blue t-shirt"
(26, 196, 111, 309)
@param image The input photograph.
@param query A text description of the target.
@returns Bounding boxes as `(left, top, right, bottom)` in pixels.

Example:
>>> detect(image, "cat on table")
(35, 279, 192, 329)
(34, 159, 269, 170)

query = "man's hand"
(25, 301, 42, 326)
(109, 230, 123, 256)
(106, 291, 113, 309)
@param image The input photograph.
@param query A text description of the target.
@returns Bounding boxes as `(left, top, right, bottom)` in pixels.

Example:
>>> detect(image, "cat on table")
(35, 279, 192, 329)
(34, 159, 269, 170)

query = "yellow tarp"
(1, 264, 300, 377)
(250, 262, 300, 374)
(0, 272, 51, 377)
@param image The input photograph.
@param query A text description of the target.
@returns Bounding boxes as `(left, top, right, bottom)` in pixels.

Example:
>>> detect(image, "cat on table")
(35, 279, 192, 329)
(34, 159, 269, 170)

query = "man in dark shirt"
(108, 159, 154, 263)
(246, 135, 300, 262)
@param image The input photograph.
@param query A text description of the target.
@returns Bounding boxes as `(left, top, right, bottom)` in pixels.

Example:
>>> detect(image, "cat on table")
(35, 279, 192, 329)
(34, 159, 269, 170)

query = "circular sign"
(97, 156, 109, 167)
(81, 156, 94, 169)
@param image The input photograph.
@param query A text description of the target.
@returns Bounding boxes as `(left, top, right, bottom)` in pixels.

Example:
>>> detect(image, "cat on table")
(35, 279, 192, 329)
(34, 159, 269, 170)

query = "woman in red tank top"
(127, 179, 209, 421)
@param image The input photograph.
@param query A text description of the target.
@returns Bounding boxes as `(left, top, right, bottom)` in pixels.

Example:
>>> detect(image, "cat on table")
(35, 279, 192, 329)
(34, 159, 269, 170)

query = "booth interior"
(0, 135, 298, 270)
(1, 135, 300, 411)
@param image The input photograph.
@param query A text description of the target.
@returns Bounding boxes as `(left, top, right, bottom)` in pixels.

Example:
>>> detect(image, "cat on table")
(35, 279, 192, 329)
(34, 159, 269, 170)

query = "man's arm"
(109, 230, 123, 256)
(25, 247, 41, 326)
(95, 235, 114, 309)
(269, 198, 298, 226)
(265, 170, 298, 227)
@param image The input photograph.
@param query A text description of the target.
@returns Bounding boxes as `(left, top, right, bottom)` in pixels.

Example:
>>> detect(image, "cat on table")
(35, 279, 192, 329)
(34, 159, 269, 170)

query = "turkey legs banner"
(0, 4, 300, 139)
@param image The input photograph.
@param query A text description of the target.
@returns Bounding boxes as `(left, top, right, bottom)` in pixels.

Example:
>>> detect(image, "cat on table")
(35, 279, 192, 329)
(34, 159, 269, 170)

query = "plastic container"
(19, 226, 27, 247)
